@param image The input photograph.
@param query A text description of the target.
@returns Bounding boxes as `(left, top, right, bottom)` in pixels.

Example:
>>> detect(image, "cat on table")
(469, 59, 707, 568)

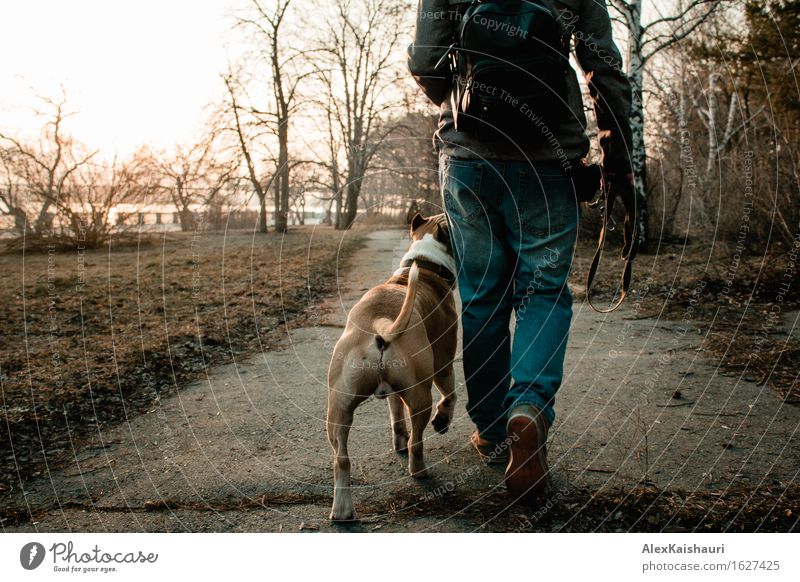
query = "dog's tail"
(374, 262, 420, 350)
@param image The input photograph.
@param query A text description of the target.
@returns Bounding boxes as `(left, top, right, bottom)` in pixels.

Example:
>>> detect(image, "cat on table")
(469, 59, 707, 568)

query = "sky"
(0, 0, 241, 158)
(0, 1, 664, 162)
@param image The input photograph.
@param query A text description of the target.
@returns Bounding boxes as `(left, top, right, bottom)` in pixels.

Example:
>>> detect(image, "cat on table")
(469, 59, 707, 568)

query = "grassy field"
(0, 226, 364, 496)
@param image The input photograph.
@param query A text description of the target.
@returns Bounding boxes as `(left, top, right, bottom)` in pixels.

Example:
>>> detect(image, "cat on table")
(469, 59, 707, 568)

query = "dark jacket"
(408, 0, 633, 173)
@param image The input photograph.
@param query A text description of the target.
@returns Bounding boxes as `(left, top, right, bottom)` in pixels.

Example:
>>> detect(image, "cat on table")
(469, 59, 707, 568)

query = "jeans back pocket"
(441, 158, 485, 226)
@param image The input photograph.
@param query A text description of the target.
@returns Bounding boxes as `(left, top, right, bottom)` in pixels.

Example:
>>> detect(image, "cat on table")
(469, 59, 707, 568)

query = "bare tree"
(610, 0, 724, 246)
(0, 93, 96, 236)
(696, 8, 759, 180)
(157, 128, 238, 231)
(367, 111, 440, 215)
(312, 0, 407, 229)
(310, 104, 347, 227)
(0, 147, 29, 232)
(58, 151, 156, 247)
(0, 95, 158, 246)
(288, 163, 322, 225)
(222, 70, 276, 233)
(235, 0, 311, 233)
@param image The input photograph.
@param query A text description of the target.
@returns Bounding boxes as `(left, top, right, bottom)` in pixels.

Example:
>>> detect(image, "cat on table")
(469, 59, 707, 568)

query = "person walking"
(408, 0, 635, 503)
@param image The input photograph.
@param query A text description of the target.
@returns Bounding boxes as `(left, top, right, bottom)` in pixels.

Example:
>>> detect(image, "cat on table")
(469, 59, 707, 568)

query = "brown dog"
(326, 213, 459, 521)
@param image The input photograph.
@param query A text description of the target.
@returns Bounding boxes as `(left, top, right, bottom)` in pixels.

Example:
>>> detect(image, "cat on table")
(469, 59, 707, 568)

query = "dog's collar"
(399, 258, 456, 288)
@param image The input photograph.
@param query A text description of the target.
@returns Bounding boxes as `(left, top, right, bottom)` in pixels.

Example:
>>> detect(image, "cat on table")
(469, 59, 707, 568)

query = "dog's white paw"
(329, 504, 357, 522)
(330, 487, 357, 522)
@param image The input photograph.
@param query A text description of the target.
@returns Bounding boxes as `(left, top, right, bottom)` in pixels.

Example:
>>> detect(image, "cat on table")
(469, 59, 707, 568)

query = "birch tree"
(610, 0, 723, 246)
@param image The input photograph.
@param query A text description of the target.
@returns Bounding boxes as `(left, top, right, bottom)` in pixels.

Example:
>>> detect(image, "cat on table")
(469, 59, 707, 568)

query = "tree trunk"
(626, 0, 649, 249)
(334, 186, 343, 229)
(342, 180, 361, 229)
(705, 71, 720, 177)
(273, 180, 281, 233)
(274, 123, 290, 233)
(670, 62, 689, 231)
(180, 206, 195, 231)
(322, 198, 333, 226)
(720, 91, 739, 154)
(35, 199, 53, 235)
(10, 206, 29, 233)
(258, 192, 268, 233)
(330, 147, 343, 229)
(335, 194, 343, 229)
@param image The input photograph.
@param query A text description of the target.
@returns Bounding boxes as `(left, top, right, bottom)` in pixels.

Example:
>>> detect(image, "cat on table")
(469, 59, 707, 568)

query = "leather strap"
(585, 176, 637, 313)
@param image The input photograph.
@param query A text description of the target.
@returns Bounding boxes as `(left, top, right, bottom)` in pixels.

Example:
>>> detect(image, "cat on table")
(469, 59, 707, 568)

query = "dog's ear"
(410, 213, 427, 232)
(435, 215, 452, 251)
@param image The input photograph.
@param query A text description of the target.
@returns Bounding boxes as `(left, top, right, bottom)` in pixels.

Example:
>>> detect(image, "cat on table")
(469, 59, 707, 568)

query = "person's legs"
(501, 161, 579, 427)
(441, 155, 514, 443)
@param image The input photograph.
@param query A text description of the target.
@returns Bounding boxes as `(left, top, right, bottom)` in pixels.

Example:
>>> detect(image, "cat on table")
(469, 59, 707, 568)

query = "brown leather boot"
(504, 405, 550, 504)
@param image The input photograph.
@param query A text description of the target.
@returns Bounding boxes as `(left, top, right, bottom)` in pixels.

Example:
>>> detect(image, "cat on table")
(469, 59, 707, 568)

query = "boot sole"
(504, 416, 547, 504)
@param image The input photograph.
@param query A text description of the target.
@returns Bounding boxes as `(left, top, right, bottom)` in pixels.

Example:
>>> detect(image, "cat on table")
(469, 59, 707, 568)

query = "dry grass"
(0, 227, 364, 495)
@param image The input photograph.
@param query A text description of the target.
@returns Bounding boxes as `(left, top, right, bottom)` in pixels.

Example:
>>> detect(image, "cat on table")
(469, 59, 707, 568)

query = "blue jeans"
(441, 155, 579, 442)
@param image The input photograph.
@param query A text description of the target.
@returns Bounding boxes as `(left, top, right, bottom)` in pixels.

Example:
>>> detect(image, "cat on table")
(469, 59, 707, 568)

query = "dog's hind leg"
(405, 385, 432, 478)
(326, 389, 360, 521)
(387, 393, 409, 453)
(432, 367, 457, 434)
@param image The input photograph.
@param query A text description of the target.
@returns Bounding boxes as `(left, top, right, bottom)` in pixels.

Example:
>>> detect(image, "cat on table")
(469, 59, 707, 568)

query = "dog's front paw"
(330, 489, 358, 522)
(329, 505, 358, 522)
(431, 412, 450, 434)
(409, 460, 429, 479)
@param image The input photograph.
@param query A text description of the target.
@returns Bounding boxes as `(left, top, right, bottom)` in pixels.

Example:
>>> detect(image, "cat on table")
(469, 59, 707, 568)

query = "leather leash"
(585, 175, 638, 313)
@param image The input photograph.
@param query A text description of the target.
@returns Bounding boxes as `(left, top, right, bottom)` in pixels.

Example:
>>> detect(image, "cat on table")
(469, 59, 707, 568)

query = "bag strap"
(538, 0, 573, 62)
(585, 175, 637, 313)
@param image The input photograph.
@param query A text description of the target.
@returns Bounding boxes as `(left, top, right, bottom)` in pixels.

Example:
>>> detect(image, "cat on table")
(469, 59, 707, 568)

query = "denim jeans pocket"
(515, 169, 573, 237)
(441, 158, 485, 226)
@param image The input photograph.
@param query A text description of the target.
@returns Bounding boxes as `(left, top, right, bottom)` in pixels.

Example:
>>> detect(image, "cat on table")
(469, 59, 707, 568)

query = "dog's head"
(410, 213, 451, 253)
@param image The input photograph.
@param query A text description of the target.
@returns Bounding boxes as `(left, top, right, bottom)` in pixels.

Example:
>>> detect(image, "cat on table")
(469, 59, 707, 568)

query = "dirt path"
(4, 230, 799, 532)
